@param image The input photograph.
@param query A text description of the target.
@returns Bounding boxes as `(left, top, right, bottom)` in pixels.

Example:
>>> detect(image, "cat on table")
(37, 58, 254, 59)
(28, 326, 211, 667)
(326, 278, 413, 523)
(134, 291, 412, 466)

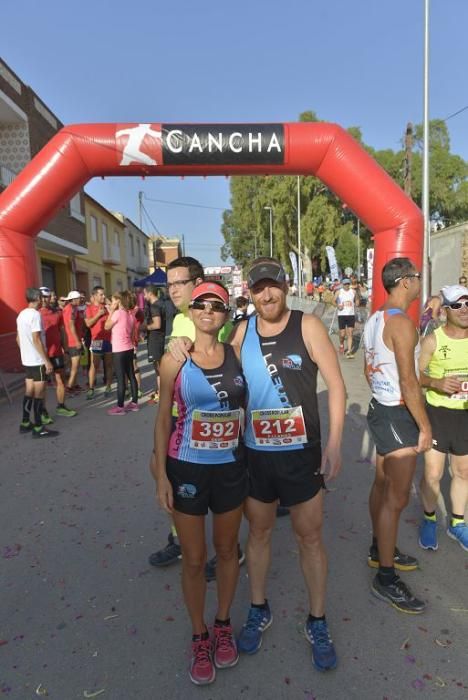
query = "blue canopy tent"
(133, 268, 167, 287)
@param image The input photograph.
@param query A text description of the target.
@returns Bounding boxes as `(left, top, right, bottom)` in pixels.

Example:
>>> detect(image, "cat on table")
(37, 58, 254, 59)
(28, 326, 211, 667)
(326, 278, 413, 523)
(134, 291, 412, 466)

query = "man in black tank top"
(229, 258, 346, 672)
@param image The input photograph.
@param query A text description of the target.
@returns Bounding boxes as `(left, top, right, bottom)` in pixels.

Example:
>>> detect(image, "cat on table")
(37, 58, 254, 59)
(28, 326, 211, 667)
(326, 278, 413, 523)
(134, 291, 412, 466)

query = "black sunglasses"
(189, 299, 229, 313)
(448, 300, 468, 310)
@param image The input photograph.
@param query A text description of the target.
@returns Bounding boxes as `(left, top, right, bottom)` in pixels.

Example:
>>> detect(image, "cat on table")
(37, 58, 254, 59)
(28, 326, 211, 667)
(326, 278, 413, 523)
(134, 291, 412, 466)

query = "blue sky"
(1, 0, 467, 265)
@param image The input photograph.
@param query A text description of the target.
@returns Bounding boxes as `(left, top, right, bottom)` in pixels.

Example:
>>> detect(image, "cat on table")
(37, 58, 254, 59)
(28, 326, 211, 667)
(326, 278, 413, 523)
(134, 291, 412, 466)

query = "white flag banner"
(366, 248, 374, 286)
(289, 251, 298, 286)
(325, 246, 340, 281)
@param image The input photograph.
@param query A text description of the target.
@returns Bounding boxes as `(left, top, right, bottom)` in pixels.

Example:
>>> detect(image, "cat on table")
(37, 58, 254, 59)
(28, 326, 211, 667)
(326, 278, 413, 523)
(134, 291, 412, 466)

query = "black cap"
(247, 261, 286, 288)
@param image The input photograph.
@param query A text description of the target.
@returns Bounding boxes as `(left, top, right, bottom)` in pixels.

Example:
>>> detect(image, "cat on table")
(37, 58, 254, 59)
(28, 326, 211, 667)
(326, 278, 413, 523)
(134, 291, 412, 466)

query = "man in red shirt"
(85, 285, 113, 400)
(62, 291, 84, 394)
(39, 288, 77, 418)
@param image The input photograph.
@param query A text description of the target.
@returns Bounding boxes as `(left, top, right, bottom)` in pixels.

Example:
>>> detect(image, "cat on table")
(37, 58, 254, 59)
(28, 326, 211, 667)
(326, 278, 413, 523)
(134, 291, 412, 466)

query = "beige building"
(430, 221, 468, 293)
(112, 213, 150, 287)
(79, 194, 127, 297)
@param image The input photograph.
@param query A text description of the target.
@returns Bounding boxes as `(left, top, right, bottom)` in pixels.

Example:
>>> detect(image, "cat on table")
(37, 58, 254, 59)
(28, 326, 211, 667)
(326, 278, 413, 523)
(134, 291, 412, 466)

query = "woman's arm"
(151, 353, 184, 513)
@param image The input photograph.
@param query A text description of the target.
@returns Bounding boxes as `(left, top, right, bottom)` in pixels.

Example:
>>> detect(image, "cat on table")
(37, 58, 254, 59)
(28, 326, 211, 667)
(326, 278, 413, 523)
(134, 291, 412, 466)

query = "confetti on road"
(103, 615, 119, 621)
(35, 684, 48, 696)
(400, 637, 410, 650)
(434, 638, 451, 647)
(2, 545, 22, 559)
(83, 691, 105, 698)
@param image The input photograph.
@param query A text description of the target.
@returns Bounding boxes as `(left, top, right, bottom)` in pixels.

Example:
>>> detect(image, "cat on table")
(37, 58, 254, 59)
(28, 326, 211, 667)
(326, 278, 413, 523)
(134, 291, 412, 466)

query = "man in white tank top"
(334, 279, 356, 357)
(363, 257, 432, 614)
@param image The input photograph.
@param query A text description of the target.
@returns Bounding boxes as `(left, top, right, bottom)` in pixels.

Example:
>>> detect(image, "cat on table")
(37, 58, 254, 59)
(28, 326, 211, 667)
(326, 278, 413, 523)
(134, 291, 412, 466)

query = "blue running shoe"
(304, 618, 337, 671)
(447, 523, 468, 552)
(237, 603, 272, 654)
(419, 518, 438, 550)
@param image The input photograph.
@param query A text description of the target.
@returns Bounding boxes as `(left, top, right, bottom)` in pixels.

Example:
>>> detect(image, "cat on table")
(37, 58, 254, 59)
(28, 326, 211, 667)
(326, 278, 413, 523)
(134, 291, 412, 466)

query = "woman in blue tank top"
(151, 281, 247, 686)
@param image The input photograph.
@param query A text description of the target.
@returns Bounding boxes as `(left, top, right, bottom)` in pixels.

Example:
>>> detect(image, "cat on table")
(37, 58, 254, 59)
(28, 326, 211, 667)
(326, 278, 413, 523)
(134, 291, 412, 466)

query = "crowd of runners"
(14, 254, 468, 686)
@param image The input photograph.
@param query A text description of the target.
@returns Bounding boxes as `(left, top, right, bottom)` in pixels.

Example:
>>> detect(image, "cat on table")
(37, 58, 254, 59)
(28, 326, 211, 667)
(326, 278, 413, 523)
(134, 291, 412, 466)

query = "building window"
(90, 215, 98, 242)
(129, 233, 134, 256)
(70, 193, 85, 222)
(143, 242, 147, 256)
(114, 230, 120, 248)
(102, 222, 108, 244)
(116, 279, 123, 292)
(93, 276, 102, 288)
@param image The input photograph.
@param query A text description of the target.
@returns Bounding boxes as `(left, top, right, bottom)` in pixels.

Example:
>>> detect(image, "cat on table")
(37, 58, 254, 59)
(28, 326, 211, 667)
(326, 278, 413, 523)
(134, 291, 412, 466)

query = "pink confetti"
(411, 679, 425, 691)
(2, 544, 22, 559)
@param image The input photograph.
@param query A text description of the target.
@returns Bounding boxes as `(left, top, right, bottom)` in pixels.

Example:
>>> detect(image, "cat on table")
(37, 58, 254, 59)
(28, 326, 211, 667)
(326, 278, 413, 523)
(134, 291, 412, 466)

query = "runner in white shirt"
(16, 288, 59, 439)
(334, 279, 356, 358)
(363, 258, 431, 614)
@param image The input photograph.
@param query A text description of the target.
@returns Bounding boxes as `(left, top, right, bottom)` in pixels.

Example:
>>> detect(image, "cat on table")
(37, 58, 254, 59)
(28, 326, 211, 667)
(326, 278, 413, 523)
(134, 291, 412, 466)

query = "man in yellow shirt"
(418, 284, 468, 552)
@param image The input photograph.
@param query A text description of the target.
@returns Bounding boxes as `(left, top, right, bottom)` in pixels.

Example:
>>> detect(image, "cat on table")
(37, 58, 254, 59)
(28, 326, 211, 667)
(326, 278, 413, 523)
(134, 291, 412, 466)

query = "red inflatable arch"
(0, 122, 422, 341)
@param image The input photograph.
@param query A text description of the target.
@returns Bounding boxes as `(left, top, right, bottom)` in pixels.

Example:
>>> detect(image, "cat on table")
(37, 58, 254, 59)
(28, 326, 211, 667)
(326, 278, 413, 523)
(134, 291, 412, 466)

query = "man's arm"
(66, 314, 80, 346)
(84, 307, 105, 328)
(31, 331, 52, 372)
(302, 315, 346, 480)
(388, 316, 432, 451)
(146, 314, 162, 331)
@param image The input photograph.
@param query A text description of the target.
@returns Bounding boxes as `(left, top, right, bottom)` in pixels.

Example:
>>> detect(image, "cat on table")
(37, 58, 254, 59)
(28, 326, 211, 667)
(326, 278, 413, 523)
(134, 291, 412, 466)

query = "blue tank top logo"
(263, 350, 291, 408)
(282, 354, 302, 370)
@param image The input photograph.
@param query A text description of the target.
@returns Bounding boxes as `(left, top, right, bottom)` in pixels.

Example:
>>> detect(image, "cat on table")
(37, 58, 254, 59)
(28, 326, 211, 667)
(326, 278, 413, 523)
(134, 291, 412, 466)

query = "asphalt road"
(1, 342, 467, 700)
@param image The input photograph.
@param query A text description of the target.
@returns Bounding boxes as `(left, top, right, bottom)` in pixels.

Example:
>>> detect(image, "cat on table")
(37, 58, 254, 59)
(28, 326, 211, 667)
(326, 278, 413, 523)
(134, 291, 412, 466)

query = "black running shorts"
(426, 402, 468, 456)
(24, 364, 46, 382)
(147, 335, 165, 364)
(68, 347, 82, 358)
(246, 444, 324, 507)
(50, 355, 65, 370)
(166, 457, 248, 516)
(338, 315, 355, 330)
(367, 398, 419, 456)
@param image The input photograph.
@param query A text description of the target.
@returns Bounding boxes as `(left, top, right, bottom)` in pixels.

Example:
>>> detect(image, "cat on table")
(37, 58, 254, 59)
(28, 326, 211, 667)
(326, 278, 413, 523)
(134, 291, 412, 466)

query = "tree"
(221, 112, 468, 275)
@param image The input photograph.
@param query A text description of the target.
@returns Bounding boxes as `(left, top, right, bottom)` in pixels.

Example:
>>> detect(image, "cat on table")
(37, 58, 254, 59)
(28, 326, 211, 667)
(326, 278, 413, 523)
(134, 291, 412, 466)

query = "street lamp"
(264, 206, 273, 257)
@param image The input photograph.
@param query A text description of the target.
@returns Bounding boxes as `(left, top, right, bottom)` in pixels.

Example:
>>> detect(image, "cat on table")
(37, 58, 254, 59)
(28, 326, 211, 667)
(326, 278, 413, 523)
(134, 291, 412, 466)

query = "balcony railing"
(0, 164, 17, 188)
(102, 243, 121, 264)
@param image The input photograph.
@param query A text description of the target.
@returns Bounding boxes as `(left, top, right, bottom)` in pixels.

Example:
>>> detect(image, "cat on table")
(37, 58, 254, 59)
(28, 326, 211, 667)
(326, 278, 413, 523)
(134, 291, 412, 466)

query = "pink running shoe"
(107, 406, 126, 416)
(189, 636, 215, 685)
(124, 401, 139, 412)
(213, 623, 239, 669)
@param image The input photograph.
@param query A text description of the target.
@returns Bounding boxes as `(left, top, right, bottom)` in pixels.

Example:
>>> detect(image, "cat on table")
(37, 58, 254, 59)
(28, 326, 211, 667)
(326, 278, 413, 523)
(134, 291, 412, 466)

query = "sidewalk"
(0, 343, 466, 699)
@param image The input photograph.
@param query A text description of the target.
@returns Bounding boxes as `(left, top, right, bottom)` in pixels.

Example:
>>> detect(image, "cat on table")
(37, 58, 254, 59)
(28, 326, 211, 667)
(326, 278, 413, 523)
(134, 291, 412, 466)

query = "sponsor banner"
(325, 246, 340, 281)
(161, 124, 284, 165)
(289, 251, 298, 286)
